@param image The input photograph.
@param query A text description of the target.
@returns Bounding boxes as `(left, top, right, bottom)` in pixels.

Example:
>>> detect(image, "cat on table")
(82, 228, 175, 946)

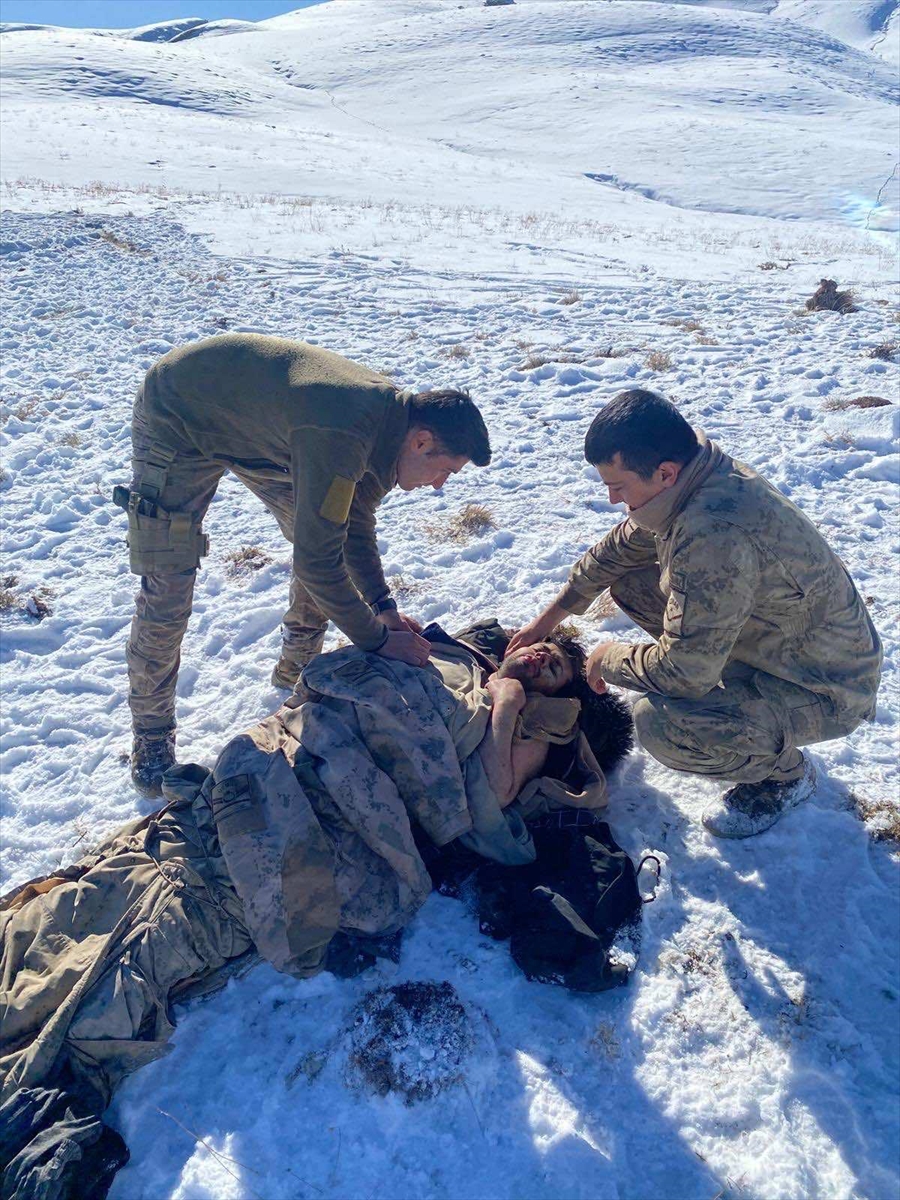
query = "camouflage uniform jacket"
(0, 646, 608, 1104)
(558, 433, 882, 718)
(143, 334, 409, 650)
(212, 644, 608, 979)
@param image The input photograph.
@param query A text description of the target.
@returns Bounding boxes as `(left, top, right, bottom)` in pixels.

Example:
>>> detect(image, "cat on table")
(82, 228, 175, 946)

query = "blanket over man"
(1, 634, 607, 1122)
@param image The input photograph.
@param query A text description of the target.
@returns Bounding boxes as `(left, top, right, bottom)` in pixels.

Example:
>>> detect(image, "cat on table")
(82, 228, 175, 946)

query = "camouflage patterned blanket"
(1, 644, 606, 1119)
(210, 645, 545, 979)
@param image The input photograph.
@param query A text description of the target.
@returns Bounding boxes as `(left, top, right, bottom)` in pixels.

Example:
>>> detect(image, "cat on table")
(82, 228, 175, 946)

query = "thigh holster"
(114, 486, 210, 575)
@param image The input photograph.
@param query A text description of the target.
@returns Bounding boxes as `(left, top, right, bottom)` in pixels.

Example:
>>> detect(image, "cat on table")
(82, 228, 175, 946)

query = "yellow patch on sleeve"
(319, 475, 356, 525)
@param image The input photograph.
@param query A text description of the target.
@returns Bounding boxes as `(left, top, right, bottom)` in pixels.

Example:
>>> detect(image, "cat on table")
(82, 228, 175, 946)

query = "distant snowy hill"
(1, 0, 897, 233)
(3, 0, 897, 56)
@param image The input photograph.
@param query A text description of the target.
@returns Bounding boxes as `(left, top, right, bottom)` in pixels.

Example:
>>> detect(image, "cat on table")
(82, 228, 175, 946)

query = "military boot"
(271, 651, 318, 696)
(131, 729, 177, 798)
(271, 653, 302, 690)
(702, 755, 816, 839)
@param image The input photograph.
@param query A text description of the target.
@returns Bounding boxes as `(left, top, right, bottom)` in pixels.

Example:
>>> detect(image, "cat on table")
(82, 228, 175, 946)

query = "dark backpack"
(476, 817, 659, 993)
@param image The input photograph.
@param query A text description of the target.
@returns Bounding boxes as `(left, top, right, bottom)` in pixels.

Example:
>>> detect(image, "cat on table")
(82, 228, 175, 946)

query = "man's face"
(396, 429, 469, 491)
(496, 642, 575, 695)
(595, 452, 680, 512)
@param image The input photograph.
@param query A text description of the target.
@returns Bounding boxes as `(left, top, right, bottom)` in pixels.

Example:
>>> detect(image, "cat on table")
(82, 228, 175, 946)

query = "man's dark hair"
(545, 629, 634, 776)
(583, 389, 699, 479)
(408, 389, 491, 466)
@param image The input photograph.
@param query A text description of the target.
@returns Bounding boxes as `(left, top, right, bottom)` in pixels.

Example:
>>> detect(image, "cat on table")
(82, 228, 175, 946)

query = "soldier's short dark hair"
(408, 389, 491, 466)
(583, 389, 699, 479)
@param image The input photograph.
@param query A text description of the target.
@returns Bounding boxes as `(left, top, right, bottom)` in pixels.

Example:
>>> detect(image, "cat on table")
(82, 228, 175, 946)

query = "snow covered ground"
(1, 2, 898, 1198)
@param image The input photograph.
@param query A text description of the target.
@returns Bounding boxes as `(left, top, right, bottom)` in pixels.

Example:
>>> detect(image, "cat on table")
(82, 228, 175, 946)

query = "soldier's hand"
(377, 629, 432, 668)
(505, 616, 553, 659)
(585, 644, 611, 695)
(380, 609, 424, 635)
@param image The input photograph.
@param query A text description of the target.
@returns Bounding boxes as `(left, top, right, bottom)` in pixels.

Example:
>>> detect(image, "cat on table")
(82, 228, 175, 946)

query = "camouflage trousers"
(126, 383, 327, 734)
(609, 568, 858, 784)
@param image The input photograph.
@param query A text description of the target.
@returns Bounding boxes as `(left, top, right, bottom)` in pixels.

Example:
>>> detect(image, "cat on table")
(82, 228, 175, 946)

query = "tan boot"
(271, 653, 303, 690)
(271, 652, 319, 701)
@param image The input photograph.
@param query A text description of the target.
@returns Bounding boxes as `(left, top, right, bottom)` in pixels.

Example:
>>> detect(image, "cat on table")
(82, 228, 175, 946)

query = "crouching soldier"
(116, 333, 491, 796)
(507, 389, 882, 838)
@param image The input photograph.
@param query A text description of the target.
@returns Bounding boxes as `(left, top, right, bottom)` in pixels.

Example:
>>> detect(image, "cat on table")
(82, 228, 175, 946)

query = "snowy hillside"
(1, 0, 898, 238)
(1, 2, 898, 1198)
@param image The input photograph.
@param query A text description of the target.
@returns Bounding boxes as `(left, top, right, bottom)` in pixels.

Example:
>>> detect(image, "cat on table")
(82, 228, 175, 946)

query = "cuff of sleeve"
(557, 582, 595, 616)
(367, 624, 390, 653)
(597, 642, 644, 690)
(370, 595, 398, 616)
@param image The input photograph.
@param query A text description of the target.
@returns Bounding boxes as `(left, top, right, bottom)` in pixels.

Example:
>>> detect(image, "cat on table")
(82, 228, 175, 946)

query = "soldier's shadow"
(109, 760, 897, 1200)
(488, 760, 727, 1200)
(608, 754, 900, 1200)
(700, 782, 900, 1200)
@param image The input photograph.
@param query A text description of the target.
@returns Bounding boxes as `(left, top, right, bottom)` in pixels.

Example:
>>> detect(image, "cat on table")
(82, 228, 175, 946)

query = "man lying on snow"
(508, 388, 883, 839)
(0, 621, 634, 1200)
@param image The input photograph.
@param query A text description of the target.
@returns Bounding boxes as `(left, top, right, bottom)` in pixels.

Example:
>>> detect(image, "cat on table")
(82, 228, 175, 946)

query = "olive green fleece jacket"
(559, 433, 882, 719)
(145, 334, 410, 650)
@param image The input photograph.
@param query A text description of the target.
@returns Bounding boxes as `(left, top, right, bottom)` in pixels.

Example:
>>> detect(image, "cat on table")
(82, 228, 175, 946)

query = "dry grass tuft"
(522, 353, 551, 370)
(58, 431, 81, 448)
(645, 350, 673, 372)
(224, 545, 273, 576)
(521, 350, 586, 370)
(584, 592, 618, 622)
(11, 396, 42, 422)
(426, 503, 497, 545)
(386, 573, 425, 603)
(867, 342, 898, 362)
(0, 582, 18, 611)
(851, 792, 900, 845)
(805, 279, 857, 314)
(559, 290, 583, 306)
(554, 619, 583, 641)
(822, 395, 892, 412)
(663, 318, 704, 333)
(445, 343, 470, 360)
(99, 229, 147, 254)
(695, 334, 719, 346)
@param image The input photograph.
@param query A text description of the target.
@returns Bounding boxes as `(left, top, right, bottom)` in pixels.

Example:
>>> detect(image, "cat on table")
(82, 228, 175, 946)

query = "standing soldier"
(507, 389, 881, 838)
(116, 333, 491, 796)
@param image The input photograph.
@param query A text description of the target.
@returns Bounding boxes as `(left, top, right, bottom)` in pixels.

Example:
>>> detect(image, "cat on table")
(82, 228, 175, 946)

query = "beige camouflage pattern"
(0, 770, 251, 1107)
(0, 639, 609, 1105)
(125, 334, 411, 733)
(559, 434, 881, 778)
(218, 642, 608, 958)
